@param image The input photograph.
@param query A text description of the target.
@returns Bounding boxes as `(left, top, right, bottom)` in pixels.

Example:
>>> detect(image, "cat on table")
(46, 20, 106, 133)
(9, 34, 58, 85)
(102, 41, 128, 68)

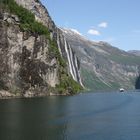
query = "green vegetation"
(49, 41, 82, 94)
(81, 68, 120, 92)
(81, 68, 109, 91)
(1, 0, 49, 36)
(9, 86, 21, 95)
(56, 74, 82, 94)
(48, 41, 65, 65)
(108, 54, 140, 65)
(1, 0, 82, 95)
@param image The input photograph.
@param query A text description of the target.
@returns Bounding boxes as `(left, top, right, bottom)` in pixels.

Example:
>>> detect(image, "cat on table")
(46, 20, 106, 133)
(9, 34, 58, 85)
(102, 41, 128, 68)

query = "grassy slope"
(81, 68, 120, 92)
(81, 67, 137, 92)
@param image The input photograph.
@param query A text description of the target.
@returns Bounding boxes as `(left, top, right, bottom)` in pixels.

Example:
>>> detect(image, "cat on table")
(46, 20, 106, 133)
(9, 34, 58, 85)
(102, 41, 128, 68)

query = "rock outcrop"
(14, 0, 83, 85)
(0, 0, 82, 98)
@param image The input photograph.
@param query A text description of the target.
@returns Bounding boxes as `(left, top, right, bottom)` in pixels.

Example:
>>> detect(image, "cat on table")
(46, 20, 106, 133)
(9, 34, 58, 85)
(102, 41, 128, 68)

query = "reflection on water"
(0, 91, 140, 140)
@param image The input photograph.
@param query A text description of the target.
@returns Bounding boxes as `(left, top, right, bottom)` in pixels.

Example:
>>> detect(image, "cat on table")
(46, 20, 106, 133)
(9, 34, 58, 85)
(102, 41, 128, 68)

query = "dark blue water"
(0, 91, 140, 140)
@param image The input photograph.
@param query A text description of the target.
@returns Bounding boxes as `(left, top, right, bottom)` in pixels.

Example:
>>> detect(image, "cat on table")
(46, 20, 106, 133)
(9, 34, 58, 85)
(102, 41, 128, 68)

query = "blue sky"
(41, 0, 140, 51)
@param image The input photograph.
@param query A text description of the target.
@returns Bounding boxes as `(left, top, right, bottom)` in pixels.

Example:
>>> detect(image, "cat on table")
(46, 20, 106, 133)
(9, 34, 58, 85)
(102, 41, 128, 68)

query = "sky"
(41, 0, 140, 51)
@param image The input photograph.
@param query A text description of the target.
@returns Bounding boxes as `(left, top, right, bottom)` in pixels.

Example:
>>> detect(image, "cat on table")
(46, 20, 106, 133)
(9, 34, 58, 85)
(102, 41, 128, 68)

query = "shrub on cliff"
(1, 0, 49, 36)
(1, 0, 82, 95)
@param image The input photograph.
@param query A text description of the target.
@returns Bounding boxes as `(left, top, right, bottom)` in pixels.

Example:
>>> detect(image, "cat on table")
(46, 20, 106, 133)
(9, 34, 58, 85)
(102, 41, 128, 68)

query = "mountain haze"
(128, 50, 140, 56)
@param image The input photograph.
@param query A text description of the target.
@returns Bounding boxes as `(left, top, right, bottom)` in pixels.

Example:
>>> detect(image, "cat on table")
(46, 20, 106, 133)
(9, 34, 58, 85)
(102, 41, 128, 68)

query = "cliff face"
(14, 0, 82, 85)
(0, 12, 59, 97)
(0, 0, 82, 98)
(56, 29, 83, 86)
(61, 28, 140, 91)
(15, 0, 56, 38)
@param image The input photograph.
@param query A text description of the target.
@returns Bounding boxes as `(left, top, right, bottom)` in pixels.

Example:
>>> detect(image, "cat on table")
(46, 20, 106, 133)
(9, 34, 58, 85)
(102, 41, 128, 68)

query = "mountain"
(0, 0, 82, 98)
(61, 28, 140, 91)
(128, 50, 140, 56)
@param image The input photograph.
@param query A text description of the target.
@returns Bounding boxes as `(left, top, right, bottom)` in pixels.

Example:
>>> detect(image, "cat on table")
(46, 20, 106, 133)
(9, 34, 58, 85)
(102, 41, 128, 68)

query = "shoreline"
(0, 90, 73, 100)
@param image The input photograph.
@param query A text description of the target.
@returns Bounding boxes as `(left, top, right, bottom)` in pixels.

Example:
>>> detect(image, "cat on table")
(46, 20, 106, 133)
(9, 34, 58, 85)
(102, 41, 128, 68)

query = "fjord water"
(0, 91, 140, 140)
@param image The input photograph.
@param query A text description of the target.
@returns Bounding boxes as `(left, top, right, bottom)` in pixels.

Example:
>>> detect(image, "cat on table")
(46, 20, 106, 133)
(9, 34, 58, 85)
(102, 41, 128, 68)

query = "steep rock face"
(15, 0, 55, 29)
(0, 12, 59, 97)
(14, 0, 82, 85)
(56, 29, 83, 86)
(61, 28, 140, 91)
(0, 0, 82, 98)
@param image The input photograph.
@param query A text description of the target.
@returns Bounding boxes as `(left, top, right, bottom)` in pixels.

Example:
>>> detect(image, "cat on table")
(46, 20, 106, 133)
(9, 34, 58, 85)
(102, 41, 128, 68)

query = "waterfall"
(64, 38, 83, 86)
(74, 55, 84, 87)
(57, 30, 83, 87)
(74, 54, 84, 86)
(64, 38, 76, 81)
(57, 35, 62, 56)
(68, 43, 77, 81)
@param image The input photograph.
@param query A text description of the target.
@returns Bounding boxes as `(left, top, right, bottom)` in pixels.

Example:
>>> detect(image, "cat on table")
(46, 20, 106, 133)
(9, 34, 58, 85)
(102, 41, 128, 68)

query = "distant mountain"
(128, 50, 140, 56)
(61, 28, 140, 91)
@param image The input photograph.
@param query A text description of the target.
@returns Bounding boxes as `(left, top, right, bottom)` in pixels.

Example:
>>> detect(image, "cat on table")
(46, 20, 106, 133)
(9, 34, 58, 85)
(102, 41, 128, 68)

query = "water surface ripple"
(0, 91, 140, 140)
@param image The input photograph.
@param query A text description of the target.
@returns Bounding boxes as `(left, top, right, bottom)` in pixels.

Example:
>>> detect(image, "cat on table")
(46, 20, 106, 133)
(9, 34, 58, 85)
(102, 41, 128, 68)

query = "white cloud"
(70, 29, 82, 36)
(98, 22, 108, 28)
(87, 29, 101, 36)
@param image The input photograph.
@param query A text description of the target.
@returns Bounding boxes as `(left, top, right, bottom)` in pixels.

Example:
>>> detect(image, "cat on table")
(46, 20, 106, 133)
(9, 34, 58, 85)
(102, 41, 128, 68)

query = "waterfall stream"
(57, 32, 83, 87)
(64, 38, 76, 80)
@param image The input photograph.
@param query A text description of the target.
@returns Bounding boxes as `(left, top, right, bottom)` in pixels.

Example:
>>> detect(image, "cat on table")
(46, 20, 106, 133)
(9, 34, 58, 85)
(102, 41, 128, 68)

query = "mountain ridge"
(61, 28, 140, 91)
(128, 50, 140, 56)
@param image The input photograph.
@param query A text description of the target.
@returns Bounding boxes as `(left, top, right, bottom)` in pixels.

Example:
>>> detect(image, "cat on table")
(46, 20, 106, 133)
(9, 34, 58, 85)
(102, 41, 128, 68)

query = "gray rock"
(61, 28, 140, 91)
(0, 0, 82, 98)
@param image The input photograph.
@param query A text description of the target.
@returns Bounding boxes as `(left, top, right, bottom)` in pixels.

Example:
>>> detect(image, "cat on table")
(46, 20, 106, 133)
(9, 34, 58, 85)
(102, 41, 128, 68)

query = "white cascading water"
(74, 54, 84, 86)
(64, 37, 83, 87)
(68, 43, 77, 80)
(57, 35, 62, 56)
(57, 33, 83, 86)
(64, 38, 76, 81)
